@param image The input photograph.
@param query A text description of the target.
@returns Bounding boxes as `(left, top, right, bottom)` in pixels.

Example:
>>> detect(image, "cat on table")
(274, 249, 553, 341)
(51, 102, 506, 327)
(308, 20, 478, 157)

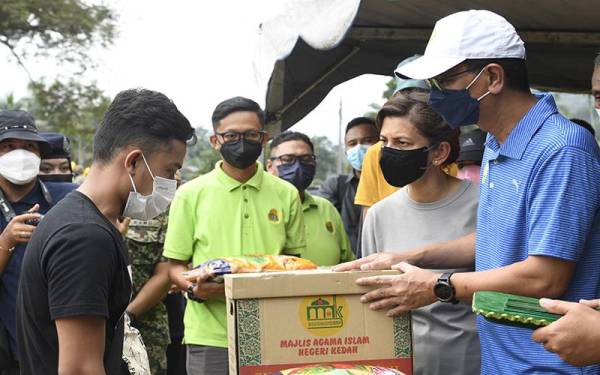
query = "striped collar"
(486, 93, 557, 160)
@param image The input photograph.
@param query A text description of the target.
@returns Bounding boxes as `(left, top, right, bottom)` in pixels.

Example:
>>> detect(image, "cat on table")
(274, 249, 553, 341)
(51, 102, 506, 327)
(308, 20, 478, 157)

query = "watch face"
(434, 282, 453, 301)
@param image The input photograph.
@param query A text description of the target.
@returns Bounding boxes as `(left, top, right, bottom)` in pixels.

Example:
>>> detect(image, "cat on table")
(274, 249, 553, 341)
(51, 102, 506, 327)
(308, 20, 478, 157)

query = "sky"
(0, 0, 391, 144)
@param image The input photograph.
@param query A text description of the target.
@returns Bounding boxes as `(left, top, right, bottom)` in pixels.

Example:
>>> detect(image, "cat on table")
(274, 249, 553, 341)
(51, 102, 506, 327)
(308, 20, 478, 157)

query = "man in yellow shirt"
(163, 97, 306, 375)
(266, 131, 353, 266)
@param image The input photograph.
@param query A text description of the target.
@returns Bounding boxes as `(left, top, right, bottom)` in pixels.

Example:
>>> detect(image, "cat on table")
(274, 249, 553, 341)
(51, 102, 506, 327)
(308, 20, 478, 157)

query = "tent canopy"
(261, 0, 600, 133)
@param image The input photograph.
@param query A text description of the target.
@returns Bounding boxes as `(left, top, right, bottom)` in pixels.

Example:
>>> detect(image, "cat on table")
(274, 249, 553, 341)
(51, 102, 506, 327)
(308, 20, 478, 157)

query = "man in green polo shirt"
(163, 97, 306, 375)
(266, 131, 353, 266)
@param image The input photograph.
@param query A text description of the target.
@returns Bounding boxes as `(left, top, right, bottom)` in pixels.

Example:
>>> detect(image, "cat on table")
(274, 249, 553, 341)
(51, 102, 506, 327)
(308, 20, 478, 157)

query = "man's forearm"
(407, 232, 476, 269)
(452, 255, 575, 300)
(127, 272, 171, 318)
(168, 260, 191, 291)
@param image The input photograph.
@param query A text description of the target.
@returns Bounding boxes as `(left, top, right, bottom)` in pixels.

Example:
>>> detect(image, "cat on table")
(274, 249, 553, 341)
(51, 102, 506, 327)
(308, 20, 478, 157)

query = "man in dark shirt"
(318, 117, 379, 256)
(16, 89, 194, 375)
(0, 110, 75, 375)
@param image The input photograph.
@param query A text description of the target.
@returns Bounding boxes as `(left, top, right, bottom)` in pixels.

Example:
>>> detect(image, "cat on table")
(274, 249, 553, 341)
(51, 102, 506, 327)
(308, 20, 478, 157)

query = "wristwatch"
(187, 283, 205, 303)
(434, 273, 459, 304)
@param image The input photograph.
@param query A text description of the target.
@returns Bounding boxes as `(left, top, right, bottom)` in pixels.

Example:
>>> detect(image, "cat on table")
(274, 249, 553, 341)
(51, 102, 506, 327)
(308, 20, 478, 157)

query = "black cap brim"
(457, 150, 484, 163)
(0, 130, 51, 157)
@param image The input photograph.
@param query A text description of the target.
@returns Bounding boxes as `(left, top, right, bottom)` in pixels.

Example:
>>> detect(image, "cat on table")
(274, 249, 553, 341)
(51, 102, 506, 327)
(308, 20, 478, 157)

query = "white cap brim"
(394, 54, 466, 80)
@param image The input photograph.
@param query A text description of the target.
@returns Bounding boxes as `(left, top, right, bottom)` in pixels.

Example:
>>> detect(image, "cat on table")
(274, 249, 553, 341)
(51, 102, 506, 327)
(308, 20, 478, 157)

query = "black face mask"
(38, 173, 73, 183)
(379, 145, 431, 188)
(219, 139, 263, 169)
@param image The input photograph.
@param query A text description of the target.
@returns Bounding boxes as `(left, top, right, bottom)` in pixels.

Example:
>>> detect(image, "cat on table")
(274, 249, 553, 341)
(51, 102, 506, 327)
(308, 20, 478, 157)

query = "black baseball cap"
(457, 129, 487, 163)
(0, 110, 51, 156)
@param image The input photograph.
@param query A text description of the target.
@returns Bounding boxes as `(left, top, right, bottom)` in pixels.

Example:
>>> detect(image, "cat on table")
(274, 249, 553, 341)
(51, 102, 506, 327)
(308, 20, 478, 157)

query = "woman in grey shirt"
(361, 90, 480, 375)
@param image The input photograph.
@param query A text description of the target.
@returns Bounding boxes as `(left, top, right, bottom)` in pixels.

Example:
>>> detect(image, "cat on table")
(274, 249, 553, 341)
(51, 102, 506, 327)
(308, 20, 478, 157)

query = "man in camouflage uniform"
(125, 212, 171, 374)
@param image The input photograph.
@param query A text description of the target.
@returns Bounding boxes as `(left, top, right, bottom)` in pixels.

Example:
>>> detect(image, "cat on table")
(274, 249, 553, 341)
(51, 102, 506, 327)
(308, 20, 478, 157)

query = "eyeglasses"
(215, 130, 266, 144)
(269, 153, 316, 165)
(426, 68, 478, 91)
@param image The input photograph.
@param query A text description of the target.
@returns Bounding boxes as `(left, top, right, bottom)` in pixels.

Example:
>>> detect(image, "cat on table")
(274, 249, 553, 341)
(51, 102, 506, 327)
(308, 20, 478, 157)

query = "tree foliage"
(364, 78, 395, 118)
(0, 0, 116, 77)
(29, 79, 112, 164)
(311, 135, 341, 185)
(182, 127, 222, 181)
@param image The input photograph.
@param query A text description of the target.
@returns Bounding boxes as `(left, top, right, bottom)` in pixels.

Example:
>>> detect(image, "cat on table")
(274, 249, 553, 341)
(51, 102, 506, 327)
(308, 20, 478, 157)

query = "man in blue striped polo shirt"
(335, 9, 600, 375)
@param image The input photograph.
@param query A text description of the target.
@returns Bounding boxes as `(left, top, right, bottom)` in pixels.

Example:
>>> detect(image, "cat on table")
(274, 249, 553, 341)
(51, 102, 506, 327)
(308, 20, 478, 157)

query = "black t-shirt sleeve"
(42, 223, 119, 320)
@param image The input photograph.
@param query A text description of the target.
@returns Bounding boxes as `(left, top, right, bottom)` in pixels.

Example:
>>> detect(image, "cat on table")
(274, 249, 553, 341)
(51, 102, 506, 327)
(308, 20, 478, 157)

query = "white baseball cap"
(395, 10, 525, 80)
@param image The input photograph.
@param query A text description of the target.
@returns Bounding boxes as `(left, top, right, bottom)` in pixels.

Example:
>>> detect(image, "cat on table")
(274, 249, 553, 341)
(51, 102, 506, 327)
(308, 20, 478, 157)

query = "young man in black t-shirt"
(16, 89, 194, 374)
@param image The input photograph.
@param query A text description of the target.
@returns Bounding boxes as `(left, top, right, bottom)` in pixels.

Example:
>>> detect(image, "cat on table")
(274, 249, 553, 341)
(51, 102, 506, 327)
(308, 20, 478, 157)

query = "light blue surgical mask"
(346, 144, 370, 171)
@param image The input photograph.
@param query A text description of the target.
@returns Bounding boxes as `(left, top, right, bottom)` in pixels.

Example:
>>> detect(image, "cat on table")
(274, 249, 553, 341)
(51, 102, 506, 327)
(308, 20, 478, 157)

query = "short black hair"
(594, 52, 600, 66)
(270, 131, 314, 155)
(570, 118, 596, 137)
(211, 96, 265, 130)
(93, 88, 193, 162)
(345, 117, 377, 135)
(463, 58, 530, 93)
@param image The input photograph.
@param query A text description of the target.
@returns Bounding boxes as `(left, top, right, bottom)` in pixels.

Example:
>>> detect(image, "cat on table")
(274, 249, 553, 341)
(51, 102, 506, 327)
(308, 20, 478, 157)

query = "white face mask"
(595, 108, 600, 120)
(0, 149, 41, 185)
(122, 154, 177, 221)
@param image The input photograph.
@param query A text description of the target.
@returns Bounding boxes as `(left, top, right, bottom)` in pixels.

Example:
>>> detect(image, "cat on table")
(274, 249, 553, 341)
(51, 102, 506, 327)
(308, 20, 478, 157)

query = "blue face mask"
(276, 160, 316, 192)
(428, 68, 491, 129)
(345, 144, 370, 171)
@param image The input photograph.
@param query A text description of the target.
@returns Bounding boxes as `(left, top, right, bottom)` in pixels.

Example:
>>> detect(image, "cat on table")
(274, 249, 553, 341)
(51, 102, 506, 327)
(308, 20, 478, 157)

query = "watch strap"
(436, 272, 459, 304)
(187, 283, 205, 303)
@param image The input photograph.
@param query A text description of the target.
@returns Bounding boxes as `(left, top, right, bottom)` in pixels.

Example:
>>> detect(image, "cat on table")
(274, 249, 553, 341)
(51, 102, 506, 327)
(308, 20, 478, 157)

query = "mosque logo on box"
(299, 295, 348, 336)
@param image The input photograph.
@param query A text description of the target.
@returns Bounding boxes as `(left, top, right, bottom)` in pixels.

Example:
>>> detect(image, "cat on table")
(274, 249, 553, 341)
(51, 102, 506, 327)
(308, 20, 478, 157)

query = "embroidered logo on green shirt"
(325, 221, 334, 233)
(268, 208, 280, 224)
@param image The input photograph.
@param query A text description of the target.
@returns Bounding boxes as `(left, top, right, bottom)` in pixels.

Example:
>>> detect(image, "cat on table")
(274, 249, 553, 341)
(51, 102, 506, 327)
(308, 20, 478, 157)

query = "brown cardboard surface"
(225, 269, 401, 299)
(226, 270, 413, 375)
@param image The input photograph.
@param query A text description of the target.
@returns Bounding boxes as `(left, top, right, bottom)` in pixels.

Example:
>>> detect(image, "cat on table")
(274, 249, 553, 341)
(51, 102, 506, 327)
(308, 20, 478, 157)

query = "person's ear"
(209, 135, 220, 151)
(124, 149, 143, 176)
(266, 159, 275, 174)
(266, 159, 280, 176)
(431, 142, 451, 166)
(261, 131, 270, 146)
(486, 63, 505, 95)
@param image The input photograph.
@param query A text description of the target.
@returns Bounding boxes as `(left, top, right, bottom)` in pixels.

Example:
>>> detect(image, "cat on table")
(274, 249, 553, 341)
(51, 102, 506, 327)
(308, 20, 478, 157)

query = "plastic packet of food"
(182, 255, 318, 283)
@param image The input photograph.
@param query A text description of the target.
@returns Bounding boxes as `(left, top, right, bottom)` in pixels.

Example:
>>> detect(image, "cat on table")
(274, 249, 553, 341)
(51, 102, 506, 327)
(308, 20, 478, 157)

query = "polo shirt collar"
(3, 178, 44, 205)
(215, 161, 265, 192)
(485, 93, 557, 160)
(302, 191, 319, 211)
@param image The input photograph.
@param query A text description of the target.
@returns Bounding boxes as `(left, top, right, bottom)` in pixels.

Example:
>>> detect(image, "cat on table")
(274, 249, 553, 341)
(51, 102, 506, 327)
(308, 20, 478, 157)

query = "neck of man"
(221, 160, 258, 184)
(78, 164, 126, 225)
(406, 167, 460, 204)
(353, 169, 361, 179)
(478, 90, 539, 144)
(0, 177, 37, 203)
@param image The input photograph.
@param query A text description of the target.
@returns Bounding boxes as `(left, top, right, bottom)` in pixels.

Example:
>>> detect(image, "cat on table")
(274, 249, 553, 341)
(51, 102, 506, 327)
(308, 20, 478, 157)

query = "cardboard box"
(225, 269, 413, 374)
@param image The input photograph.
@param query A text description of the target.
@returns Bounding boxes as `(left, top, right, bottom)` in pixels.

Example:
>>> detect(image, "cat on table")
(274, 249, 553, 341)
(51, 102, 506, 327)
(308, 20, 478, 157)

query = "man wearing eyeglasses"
(334, 9, 600, 375)
(163, 97, 306, 375)
(266, 131, 353, 267)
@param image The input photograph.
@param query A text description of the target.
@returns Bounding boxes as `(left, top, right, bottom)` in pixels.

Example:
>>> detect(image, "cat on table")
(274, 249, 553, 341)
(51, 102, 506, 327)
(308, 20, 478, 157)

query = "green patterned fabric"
(125, 213, 170, 374)
(237, 299, 262, 366)
(393, 314, 412, 358)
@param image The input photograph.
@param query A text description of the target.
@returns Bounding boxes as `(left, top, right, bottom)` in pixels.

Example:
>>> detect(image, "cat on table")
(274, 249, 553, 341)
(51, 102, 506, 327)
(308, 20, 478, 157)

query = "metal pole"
(337, 99, 343, 174)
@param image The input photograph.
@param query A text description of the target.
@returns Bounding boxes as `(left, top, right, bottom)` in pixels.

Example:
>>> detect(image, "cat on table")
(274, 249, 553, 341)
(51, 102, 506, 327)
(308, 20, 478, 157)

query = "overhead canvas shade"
(255, 0, 600, 134)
